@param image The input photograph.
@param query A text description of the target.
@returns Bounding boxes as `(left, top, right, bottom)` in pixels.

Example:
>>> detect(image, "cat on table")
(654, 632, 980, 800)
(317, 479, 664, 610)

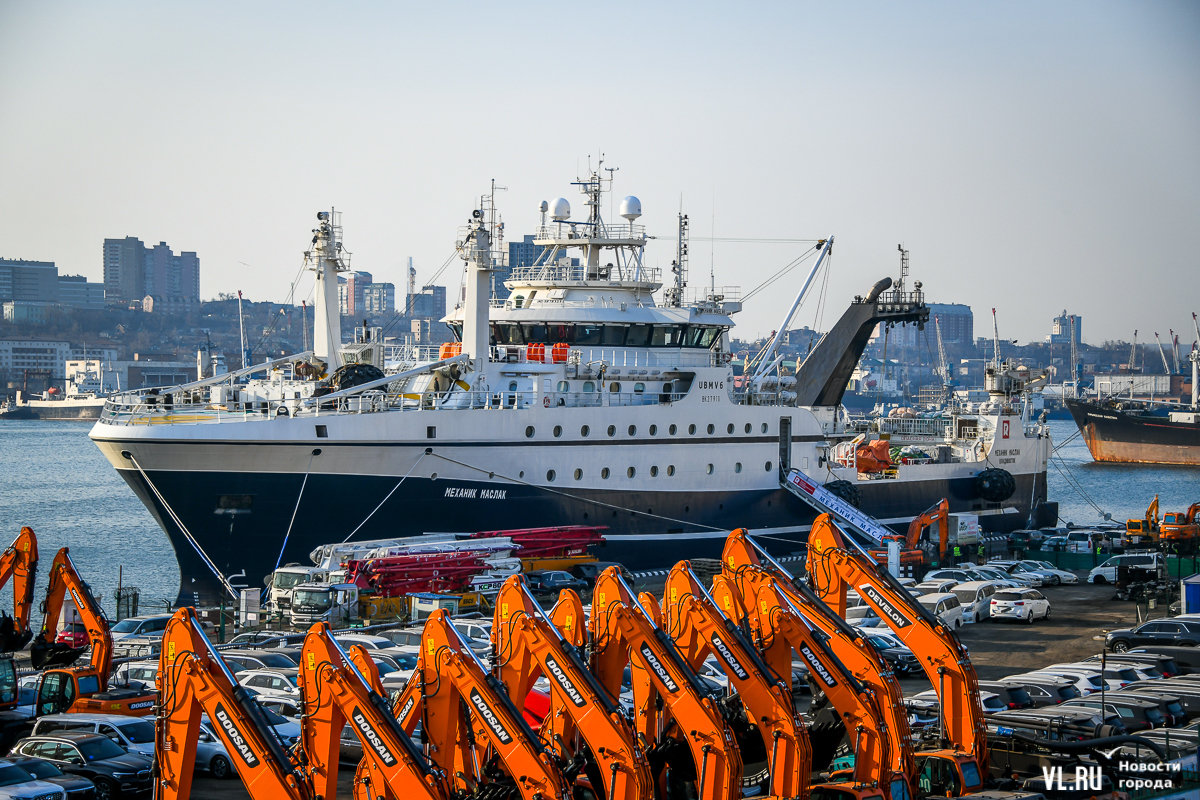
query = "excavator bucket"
(0, 613, 31, 652)
(30, 637, 86, 670)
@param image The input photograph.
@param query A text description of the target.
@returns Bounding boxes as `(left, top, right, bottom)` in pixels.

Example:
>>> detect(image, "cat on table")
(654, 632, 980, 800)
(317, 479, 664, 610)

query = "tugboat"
(88, 164, 1053, 604)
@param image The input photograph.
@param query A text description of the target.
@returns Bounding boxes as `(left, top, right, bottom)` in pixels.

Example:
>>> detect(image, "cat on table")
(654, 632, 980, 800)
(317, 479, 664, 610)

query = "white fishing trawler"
(89, 165, 1053, 604)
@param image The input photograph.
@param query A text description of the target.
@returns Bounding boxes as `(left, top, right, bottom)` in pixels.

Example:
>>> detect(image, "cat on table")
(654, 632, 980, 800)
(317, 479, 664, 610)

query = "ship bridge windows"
(488, 322, 724, 349)
(625, 324, 651, 347)
(574, 324, 602, 345)
(650, 326, 685, 347)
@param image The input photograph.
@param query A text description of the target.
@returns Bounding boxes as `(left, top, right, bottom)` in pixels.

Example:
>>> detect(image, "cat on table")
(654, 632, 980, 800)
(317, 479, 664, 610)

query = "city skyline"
(0, 2, 1196, 344)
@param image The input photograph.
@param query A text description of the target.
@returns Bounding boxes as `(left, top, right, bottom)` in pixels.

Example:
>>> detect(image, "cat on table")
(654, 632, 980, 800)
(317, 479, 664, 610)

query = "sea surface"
(0, 419, 1195, 614)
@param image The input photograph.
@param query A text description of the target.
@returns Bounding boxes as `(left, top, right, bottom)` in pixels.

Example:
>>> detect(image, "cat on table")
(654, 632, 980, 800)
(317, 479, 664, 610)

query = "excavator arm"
(0, 527, 38, 652)
(907, 499, 949, 558)
(31, 547, 108, 673)
(805, 514, 989, 789)
(493, 575, 653, 800)
(298, 623, 444, 800)
(721, 531, 914, 800)
(157, 607, 311, 800)
(660, 561, 809, 800)
(590, 567, 742, 800)
(394, 609, 570, 800)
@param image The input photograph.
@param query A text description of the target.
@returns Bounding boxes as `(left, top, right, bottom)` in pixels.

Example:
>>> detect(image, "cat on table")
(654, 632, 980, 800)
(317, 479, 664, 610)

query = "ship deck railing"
(506, 260, 661, 285)
(96, 388, 689, 426)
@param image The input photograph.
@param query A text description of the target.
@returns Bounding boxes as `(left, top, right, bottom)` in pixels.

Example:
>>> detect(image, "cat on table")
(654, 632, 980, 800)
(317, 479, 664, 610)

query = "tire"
(1093, 575, 1107, 585)
(1044, 606, 1051, 620)
(1026, 610, 1035, 624)
(93, 779, 117, 800)
(1052, 575, 1061, 586)
(1111, 640, 1130, 653)
(210, 754, 233, 779)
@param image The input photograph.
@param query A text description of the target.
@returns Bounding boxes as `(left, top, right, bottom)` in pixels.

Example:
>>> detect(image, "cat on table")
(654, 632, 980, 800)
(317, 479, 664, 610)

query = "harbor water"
(0, 419, 1196, 615)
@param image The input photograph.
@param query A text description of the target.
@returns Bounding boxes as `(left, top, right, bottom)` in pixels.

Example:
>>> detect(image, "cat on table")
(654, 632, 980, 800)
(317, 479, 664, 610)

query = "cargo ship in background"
(88, 164, 1054, 605)
(0, 361, 115, 420)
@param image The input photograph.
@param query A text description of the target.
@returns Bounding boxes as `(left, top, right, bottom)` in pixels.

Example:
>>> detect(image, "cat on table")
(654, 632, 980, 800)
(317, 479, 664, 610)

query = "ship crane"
(1154, 332, 1173, 375)
(1170, 330, 1182, 375)
(1068, 315, 1080, 397)
(1129, 331, 1138, 373)
(1191, 312, 1199, 407)
(990, 308, 1001, 369)
(935, 316, 950, 398)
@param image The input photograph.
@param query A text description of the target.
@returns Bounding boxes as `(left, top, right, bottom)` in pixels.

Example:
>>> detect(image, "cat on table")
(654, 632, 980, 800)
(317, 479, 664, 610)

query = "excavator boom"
(0, 527, 38, 652)
(157, 607, 311, 800)
(493, 575, 653, 800)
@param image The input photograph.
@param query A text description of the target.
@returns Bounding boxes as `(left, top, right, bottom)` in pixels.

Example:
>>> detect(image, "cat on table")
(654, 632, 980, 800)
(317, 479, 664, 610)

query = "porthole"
(553, 425, 562, 438)
(547, 470, 556, 482)
(727, 423, 734, 434)
(707, 424, 715, 435)
(706, 464, 714, 475)
(574, 468, 583, 480)
(607, 425, 616, 437)
(583, 381, 596, 392)
(581, 425, 590, 437)
(627, 467, 636, 478)
(610, 382, 621, 392)
(601, 467, 610, 479)
(667, 465, 676, 476)
(669, 424, 678, 435)
(557, 380, 569, 392)
(634, 382, 645, 393)
(519, 470, 525, 478)
(431, 473, 437, 480)
(688, 424, 697, 435)
(525, 426, 535, 438)
(650, 466, 659, 477)
(649, 424, 658, 436)
(765, 461, 773, 472)
(761, 423, 768, 433)
(745, 423, 752, 434)
(628, 425, 637, 436)
(735, 462, 743, 473)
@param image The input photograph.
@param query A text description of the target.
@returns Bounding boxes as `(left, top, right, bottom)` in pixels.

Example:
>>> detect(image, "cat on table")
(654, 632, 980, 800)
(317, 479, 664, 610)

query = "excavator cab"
(914, 753, 983, 798)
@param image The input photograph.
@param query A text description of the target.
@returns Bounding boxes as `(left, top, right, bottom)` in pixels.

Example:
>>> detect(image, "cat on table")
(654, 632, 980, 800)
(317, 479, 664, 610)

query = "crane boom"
(1129, 330, 1138, 373)
(1155, 332, 1172, 375)
(0, 527, 38, 653)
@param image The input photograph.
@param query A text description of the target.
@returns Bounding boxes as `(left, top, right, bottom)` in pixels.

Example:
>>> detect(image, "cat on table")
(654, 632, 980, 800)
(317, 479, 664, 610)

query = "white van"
(951, 581, 1000, 624)
(1087, 552, 1164, 585)
(31, 713, 156, 756)
(916, 592, 964, 629)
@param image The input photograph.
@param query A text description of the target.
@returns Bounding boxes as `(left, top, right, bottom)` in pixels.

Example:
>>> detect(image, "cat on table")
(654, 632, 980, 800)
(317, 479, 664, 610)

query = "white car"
(1031, 666, 1124, 692)
(238, 668, 301, 697)
(971, 566, 1035, 590)
(914, 579, 958, 595)
(1017, 560, 1079, 586)
(31, 714, 156, 756)
(108, 614, 174, 641)
(0, 761, 65, 800)
(1021, 670, 1100, 697)
(1046, 662, 1138, 690)
(1087, 553, 1164, 585)
(986, 562, 1044, 588)
(909, 689, 1007, 714)
(916, 592, 964, 629)
(333, 633, 404, 651)
(989, 588, 1049, 623)
(951, 581, 1000, 624)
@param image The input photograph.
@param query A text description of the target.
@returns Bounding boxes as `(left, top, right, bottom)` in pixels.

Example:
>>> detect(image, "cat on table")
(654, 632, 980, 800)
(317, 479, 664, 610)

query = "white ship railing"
(873, 417, 951, 440)
(507, 263, 661, 284)
(532, 222, 646, 241)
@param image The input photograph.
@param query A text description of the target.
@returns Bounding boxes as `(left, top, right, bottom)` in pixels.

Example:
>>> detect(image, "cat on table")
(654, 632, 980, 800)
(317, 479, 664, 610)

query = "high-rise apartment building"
(363, 283, 395, 316)
(408, 285, 446, 320)
(0, 259, 58, 303)
(102, 237, 200, 305)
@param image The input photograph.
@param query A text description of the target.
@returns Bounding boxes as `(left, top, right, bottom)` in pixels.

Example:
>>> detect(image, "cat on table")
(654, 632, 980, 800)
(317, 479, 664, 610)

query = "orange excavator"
(297, 622, 446, 800)
(1123, 496, 1160, 549)
(0, 527, 38, 653)
(1159, 503, 1200, 554)
(658, 561, 809, 800)
(388, 609, 572, 800)
(721, 531, 914, 800)
(156, 607, 312, 800)
(871, 499, 949, 568)
(491, 575, 654, 800)
(588, 566, 741, 800)
(804, 514, 990, 798)
(30, 547, 156, 716)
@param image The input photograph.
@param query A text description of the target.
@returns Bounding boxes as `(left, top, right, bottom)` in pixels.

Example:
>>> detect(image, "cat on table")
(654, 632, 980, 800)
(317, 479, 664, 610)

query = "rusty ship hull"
(1066, 398, 1200, 465)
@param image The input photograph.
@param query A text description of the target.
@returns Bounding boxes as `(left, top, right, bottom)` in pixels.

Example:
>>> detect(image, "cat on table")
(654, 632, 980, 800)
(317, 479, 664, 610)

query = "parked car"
(379, 629, 424, 648)
(1046, 662, 1138, 690)
(1093, 651, 1180, 677)
(237, 668, 301, 698)
(220, 650, 298, 671)
(951, 581, 1000, 623)
(1088, 552, 1165, 585)
(1106, 620, 1200, 652)
(525, 571, 588, 596)
(30, 716, 155, 757)
(1016, 560, 1079, 585)
(989, 589, 1050, 623)
(55, 623, 88, 650)
(858, 632, 920, 675)
(267, 648, 302, 666)
(914, 579, 958, 595)
(1021, 670, 1101, 697)
(975, 681, 1034, 710)
(568, 562, 635, 587)
(985, 561, 1044, 588)
(0, 760, 67, 800)
(998, 675, 1080, 706)
(922, 569, 976, 585)
(1130, 646, 1200, 674)
(227, 632, 290, 648)
(916, 592, 963, 629)
(332, 633, 403, 652)
(1039, 535, 1068, 551)
(909, 689, 1006, 714)
(1112, 691, 1189, 727)
(449, 620, 493, 646)
(4, 756, 94, 800)
(9, 732, 152, 800)
(1062, 696, 1165, 732)
(108, 615, 174, 642)
(968, 567, 1033, 590)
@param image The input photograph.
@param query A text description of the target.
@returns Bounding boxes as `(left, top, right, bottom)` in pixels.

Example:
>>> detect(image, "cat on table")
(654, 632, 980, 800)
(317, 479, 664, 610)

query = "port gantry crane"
(588, 567, 742, 800)
(389, 609, 572, 800)
(297, 622, 445, 800)
(803, 514, 989, 798)
(720, 530, 915, 800)
(156, 607, 312, 800)
(658, 561, 810, 800)
(491, 575, 655, 800)
(0, 526, 39, 652)
(30, 547, 156, 716)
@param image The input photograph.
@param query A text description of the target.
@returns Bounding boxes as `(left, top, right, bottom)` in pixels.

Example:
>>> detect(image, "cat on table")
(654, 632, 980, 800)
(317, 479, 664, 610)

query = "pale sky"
(1, 2, 1197, 345)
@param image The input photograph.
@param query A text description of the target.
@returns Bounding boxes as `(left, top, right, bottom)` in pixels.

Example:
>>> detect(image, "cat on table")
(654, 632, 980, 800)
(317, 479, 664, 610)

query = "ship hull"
(1066, 399, 1200, 466)
(104, 452, 1046, 605)
(0, 402, 103, 420)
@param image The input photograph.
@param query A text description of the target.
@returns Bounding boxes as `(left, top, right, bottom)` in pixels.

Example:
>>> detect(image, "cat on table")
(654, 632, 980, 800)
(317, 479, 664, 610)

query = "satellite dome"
(619, 196, 642, 220)
(539, 200, 548, 213)
(550, 197, 571, 221)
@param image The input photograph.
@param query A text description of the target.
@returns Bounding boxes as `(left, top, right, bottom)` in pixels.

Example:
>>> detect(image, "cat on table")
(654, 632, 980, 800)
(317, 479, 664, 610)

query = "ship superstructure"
(89, 168, 1052, 604)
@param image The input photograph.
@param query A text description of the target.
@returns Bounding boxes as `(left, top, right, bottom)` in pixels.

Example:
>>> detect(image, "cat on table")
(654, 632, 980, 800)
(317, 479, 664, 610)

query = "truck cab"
(288, 582, 358, 627)
(268, 566, 330, 612)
